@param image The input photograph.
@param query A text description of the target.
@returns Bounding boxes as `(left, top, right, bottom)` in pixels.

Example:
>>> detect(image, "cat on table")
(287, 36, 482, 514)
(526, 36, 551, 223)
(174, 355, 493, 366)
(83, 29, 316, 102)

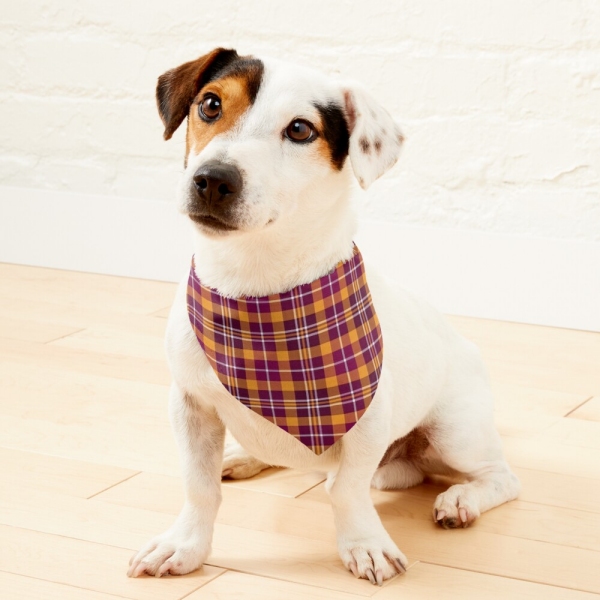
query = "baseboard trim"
(2, 185, 599, 332)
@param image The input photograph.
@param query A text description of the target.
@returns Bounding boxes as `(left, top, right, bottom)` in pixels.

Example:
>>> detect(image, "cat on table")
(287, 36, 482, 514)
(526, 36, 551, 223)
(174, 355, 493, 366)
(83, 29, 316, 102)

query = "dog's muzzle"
(188, 160, 243, 231)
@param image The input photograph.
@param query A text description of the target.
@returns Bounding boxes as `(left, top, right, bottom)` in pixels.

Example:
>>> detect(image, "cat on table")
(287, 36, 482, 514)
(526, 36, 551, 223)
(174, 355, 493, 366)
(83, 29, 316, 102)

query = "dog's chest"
(185, 249, 383, 455)
(165, 282, 346, 468)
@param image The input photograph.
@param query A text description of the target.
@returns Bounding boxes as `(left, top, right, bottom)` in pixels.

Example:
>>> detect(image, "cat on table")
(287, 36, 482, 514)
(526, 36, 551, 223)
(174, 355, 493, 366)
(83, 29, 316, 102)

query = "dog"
(127, 48, 520, 585)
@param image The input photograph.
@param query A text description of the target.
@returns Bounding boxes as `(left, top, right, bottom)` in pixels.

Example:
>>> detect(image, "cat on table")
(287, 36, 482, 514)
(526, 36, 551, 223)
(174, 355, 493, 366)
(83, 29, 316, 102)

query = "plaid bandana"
(186, 246, 383, 454)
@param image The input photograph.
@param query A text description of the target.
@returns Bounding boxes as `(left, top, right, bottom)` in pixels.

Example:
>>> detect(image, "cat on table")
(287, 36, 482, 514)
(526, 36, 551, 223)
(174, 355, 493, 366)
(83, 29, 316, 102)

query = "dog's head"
(157, 48, 404, 236)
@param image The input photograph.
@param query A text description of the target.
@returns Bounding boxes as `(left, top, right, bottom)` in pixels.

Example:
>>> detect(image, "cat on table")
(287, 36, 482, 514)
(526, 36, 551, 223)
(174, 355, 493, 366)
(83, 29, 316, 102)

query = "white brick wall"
(1, 0, 599, 241)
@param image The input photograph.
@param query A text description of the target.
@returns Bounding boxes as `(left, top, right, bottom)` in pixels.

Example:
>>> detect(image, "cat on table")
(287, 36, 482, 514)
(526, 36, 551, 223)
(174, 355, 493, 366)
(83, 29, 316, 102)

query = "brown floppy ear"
(156, 48, 239, 140)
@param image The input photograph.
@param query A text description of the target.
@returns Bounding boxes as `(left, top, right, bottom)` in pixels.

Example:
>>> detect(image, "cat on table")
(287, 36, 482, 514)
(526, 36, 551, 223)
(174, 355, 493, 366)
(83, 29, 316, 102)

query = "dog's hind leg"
(370, 428, 428, 490)
(221, 438, 270, 479)
(429, 388, 520, 529)
(371, 459, 424, 490)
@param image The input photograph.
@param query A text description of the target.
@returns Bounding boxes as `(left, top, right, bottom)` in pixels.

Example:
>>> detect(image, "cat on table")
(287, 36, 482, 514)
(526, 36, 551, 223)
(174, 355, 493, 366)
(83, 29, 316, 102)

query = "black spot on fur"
(359, 137, 371, 154)
(314, 102, 350, 170)
(374, 139, 382, 154)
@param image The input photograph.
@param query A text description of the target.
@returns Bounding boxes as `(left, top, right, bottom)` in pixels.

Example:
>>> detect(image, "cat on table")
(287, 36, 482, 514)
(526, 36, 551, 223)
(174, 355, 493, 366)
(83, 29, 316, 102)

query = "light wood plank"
(0, 447, 137, 499)
(0, 337, 170, 385)
(0, 414, 180, 476)
(492, 383, 588, 438)
(374, 562, 600, 600)
(51, 322, 167, 361)
(98, 471, 325, 518)
(0, 296, 170, 339)
(0, 262, 177, 316)
(568, 396, 600, 422)
(448, 316, 600, 396)
(514, 467, 600, 514)
(537, 417, 600, 450)
(0, 525, 223, 600)
(0, 360, 178, 474)
(0, 315, 81, 343)
(502, 436, 600, 479)
(222, 466, 325, 498)
(191, 570, 367, 600)
(0, 572, 125, 600)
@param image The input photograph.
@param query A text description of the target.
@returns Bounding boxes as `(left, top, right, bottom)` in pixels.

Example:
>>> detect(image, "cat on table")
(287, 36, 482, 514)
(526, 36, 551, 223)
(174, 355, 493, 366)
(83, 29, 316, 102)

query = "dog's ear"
(341, 82, 404, 189)
(156, 48, 239, 140)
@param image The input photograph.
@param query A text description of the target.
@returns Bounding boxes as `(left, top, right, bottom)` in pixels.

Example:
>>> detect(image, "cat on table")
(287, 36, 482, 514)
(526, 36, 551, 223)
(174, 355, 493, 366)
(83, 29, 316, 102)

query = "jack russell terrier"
(127, 48, 520, 585)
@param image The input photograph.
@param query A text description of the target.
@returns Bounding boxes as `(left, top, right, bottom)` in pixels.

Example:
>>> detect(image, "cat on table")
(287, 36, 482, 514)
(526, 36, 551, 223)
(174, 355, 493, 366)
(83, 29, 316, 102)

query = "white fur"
(128, 54, 520, 584)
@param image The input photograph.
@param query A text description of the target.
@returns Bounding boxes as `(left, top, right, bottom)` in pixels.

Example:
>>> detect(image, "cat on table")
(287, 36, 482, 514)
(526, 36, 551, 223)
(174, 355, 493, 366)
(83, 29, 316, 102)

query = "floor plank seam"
(0, 568, 134, 600)
(418, 559, 600, 594)
(43, 327, 87, 344)
(2, 523, 139, 552)
(293, 476, 327, 499)
(178, 568, 229, 599)
(87, 471, 143, 500)
(515, 465, 600, 482)
(201, 563, 376, 597)
(563, 396, 595, 418)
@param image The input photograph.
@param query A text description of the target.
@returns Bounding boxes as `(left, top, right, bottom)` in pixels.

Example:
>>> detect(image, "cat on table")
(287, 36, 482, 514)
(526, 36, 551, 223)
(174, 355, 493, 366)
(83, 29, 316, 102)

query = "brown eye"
(199, 94, 222, 121)
(285, 119, 315, 143)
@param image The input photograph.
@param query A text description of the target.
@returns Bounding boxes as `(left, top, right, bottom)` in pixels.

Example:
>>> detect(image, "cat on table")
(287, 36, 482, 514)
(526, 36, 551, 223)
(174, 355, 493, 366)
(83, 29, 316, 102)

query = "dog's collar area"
(186, 244, 383, 454)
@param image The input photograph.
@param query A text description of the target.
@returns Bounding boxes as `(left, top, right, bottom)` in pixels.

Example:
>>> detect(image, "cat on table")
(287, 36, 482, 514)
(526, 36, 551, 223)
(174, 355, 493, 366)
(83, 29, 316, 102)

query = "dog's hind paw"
(433, 484, 480, 529)
(221, 440, 270, 479)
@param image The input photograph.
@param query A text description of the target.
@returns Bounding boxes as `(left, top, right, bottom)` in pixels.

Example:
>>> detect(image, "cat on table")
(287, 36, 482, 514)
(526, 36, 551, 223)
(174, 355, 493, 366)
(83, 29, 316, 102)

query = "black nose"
(193, 161, 242, 206)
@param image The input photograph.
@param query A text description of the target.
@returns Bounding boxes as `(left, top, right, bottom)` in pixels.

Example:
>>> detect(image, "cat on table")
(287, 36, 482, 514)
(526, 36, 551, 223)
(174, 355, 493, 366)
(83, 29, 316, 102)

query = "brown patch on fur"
(374, 139, 382, 154)
(359, 136, 371, 154)
(156, 48, 239, 140)
(343, 90, 357, 133)
(187, 75, 255, 155)
(378, 428, 430, 468)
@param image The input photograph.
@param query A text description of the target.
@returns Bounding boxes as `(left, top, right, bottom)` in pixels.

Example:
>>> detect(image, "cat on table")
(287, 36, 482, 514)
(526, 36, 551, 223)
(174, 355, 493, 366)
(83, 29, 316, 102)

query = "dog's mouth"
(188, 213, 238, 231)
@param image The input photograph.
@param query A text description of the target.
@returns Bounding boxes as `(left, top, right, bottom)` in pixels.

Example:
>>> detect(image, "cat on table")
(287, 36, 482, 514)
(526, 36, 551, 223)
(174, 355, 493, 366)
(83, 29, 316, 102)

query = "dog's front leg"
(128, 383, 224, 577)
(328, 426, 408, 585)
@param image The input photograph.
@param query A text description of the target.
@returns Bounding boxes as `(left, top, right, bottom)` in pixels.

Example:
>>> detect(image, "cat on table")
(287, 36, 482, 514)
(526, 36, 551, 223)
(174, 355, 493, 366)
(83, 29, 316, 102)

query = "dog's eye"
(199, 94, 222, 121)
(284, 119, 315, 143)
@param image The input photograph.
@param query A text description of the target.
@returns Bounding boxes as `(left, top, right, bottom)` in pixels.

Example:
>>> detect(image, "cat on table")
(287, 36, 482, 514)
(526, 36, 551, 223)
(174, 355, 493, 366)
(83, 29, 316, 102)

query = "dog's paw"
(127, 529, 210, 578)
(338, 536, 407, 585)
(222, 441, 269, 480)
(433, 483, 480, 529)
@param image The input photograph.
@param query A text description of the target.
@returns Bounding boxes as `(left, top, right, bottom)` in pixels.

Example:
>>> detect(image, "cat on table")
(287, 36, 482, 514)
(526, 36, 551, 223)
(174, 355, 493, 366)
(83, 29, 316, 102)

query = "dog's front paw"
(127, 528, 210, 578)
(338, 536, 407, 585)
(222, 441, 269, 479)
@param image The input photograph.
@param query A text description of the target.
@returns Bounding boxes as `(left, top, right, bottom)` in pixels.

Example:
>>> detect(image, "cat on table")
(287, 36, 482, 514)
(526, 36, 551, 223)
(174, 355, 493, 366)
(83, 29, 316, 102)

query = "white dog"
(128, 48, 520, 585)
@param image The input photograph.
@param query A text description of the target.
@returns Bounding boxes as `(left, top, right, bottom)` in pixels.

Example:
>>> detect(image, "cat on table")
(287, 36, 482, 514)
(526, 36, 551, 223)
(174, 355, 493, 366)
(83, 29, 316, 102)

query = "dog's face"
(157, 48, 404, 237)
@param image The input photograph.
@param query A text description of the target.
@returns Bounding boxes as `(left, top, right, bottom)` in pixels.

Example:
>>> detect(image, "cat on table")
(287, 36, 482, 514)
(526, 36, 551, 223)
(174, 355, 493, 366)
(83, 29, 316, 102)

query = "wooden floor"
(1, 262, 599, 600)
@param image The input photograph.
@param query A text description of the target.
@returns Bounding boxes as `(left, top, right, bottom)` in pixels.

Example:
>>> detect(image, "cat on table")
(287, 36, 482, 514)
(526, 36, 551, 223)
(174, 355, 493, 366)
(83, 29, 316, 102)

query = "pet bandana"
(186, 246, 383, 454)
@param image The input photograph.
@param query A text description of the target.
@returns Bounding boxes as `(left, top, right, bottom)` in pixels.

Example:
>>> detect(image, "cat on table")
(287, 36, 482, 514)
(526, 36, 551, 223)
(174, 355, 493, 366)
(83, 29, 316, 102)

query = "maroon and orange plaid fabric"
(186, 246, 383, 454)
